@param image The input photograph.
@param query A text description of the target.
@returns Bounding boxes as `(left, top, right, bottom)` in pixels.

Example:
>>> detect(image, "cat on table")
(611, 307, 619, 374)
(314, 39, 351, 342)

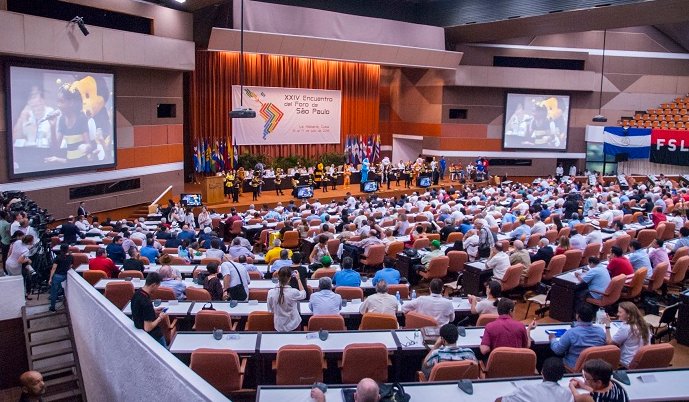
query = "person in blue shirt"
(568, 213, 582, 229)
(550, 303, 606, 369)
(105, 235, 127, 264)
(502, 210, 517, 225)
(332, 256, 361, 287)
(459, 219, 473, 234)
(140, 238, 160, 264)
(575, 257, 611, 301)
(176, 225, 195, 242)
(439, 156, 447, 180)
(628, 240, 652, 277)
(372, 263, 401, 286)
(673, 227, 689, 252)
(509, 217, 531, 240)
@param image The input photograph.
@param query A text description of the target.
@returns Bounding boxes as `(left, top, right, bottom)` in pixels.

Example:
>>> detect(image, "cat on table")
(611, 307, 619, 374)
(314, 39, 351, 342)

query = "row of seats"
(187, 341, 675, 396)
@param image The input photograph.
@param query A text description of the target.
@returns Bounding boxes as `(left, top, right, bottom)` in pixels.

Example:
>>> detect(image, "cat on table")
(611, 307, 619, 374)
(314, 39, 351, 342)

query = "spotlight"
(70, 16, 89, 36)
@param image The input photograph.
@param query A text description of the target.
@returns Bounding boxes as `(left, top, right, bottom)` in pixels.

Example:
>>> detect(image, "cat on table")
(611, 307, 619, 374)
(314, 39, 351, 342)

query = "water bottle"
(411, 289, 417, 300)
(396, 291, 401, 303)
(596, 308, 606, 325)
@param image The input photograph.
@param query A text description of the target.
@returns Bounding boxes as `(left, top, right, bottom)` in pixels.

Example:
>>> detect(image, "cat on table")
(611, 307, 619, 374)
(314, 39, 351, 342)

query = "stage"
(183, 179, 458, 213)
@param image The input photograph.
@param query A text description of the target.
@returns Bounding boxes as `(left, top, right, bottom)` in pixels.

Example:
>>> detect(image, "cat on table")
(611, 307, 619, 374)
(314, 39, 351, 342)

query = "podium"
(202, 176, 225, 205)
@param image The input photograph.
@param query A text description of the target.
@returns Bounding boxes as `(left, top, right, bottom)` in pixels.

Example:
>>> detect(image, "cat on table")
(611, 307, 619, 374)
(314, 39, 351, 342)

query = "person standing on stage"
(224, 169, 235, 199)
(439, 156, 447, 180)
(291, 174, 300, 198)
(555, 163, 564, 182)
(314, 162, 323, 189)
(431, 157, 439, 185)
(274, 167, 285, 196)
(328, 164, 337, 190)
(361, 158, 370, 182)
(236, 167, 246, 195)
(250, 172, 263, 201)
(232, 176, 241, 203)
(343, 163, 352, 189)
(403, 162, 412, 188)
(383, 163, 391, 190)
(255, 162, 265, 195)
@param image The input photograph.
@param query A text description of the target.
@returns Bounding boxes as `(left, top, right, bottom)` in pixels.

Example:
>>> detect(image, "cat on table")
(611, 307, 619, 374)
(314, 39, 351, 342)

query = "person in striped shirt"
(421, 323, 477, 379)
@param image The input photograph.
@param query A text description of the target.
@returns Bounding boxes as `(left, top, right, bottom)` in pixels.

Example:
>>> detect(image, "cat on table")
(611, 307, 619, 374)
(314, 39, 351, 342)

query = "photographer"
(7, 232, 35, 300)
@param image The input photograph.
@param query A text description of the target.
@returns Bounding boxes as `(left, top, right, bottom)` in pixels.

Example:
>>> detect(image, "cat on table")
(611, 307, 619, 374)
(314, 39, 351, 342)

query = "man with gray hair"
(358, 280, 399, 317)
(308, 277, 342, 315)
(269, 249, 292, 273)
(530, 238, 554, 266)
(311, 378, 380, 402)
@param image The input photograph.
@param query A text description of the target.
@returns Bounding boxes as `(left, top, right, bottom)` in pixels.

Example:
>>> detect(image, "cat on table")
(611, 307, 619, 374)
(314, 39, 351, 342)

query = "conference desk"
(93, 278, 202, 290)
(75, 264, 200, 277)
(549, 268, 584, 322)
(462, 260, 493, 296)
(256, 368, 689, 402)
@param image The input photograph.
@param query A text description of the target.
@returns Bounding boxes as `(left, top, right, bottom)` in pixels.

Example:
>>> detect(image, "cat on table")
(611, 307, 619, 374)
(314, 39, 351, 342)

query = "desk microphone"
(38, 110, 61, 123)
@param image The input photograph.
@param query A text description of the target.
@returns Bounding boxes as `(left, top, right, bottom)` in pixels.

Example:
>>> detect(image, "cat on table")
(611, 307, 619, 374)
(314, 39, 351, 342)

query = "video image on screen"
(362, 181, 378, 193)
(503, 93, 569, 150)
(181, 194, 202, 207)
(297, 186, 314, 199)
(7, 65, 116, 177)
(417, 177, 431, 188)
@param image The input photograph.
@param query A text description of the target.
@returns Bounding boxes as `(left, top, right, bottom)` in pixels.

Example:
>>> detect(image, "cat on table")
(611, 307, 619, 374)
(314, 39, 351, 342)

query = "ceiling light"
(174, 0, 186, 3)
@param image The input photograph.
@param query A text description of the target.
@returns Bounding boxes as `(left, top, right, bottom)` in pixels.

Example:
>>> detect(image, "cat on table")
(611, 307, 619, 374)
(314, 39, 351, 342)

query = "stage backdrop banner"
(231, 85, 341, 145)
(650, 128, 689, 167)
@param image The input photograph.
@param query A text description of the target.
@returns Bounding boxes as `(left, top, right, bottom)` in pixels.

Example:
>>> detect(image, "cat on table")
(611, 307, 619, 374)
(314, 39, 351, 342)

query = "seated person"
(421, 323, 477, 379)
(602, 301, 651, 368)
(158, 265, 186, 300)
(418, 240, 444, 271)
(205, 239, 227, 262)
(122, 247, 145, 273)
(332, 257, 361, 287)
(486, 242, 510, 280)
(468, 280, 501, 315)
(139, 238, 160, 264)
(509, 240, 531, 276)
(359, 280, 398, 317)
(402, 278, 454, 326)
(568, 359, 629, 402)
(265, 239, 292, 264)
(497, 357, 573, 402)
(203, 262, 224, 301)
(575, 257, 612, 304)
(88, 248, 119, 278)
(308, 277, 342, 315)
(550, 304, 606, 369)
(530, 238, 554, 267)
(106, 235, 126, 264)
(238, 254, 259, 273)
(606, 246, 633, 277)
(269, 249, 293, 274)
(480, 298, 536, 355)
(627, 240, 652, 277)
(372, 260, 401, 285)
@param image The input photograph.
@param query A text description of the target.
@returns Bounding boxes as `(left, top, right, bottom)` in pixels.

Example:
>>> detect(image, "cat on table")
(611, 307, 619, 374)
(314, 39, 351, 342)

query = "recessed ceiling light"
(174, 0, 186, 3)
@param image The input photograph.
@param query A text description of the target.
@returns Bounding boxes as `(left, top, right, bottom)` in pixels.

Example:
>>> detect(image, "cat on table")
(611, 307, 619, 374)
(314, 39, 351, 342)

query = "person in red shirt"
(650, 206, 667, 229)
(88, 248, 119, 278)
(479, 298, 537, 355)
(606, 246, 633, 277)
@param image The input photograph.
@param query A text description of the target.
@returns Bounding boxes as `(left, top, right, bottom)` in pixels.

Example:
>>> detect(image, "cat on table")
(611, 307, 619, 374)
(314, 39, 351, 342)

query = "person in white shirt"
(205, 239, 227, 261)
(359, 280, 398, 318)
(497, 357, 573, 402)
(530, 215, 547, 236)
(220, 259, 251, 301)
(130, 227, 148, 243)
(267, 267, 306, 331)
(401, 279, 454, 326)
(197, 206, 212, 228)
(569, 230, 587, 251)
(486, 243, 510, 280)
(602, 301, 651, 368)
(585, 229, 603, 246)
(308, 277, 342, 315)
(464, 229, 480, 261)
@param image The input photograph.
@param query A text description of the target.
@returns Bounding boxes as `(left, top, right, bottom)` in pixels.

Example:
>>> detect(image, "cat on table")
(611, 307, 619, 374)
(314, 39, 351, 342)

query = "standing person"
(130, 272, 168, 346)
(343, 163, 352, 189)
(267, 266, 306, 331)
(274, 167, 285, 196)
(439, 156, 447, 181)
(0, 211, 11, 271)
(555, 163, 564, 182)
(602, 302, 651, 368)
(77, 201, 88, 218)
(497, 357, 574, 402)
(361, 158, 370, 183)
(203, 262, 225, 301)
(569, 164, 577, 177)
(48, 244, 73, 312)
(568, 359, 629, 402)
(221, 259, 251, 301)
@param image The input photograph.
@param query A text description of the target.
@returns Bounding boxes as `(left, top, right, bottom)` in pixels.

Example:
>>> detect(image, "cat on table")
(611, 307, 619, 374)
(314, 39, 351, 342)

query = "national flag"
(603, 127, 651, 159)
(217, 140, 225, 171)
(344, 136, 351, 164)
(359, 135, 365, 162)
(233, 137, 239, 169)
(373, 134, 381, 162)
(366, 136, 373, 160)
(211, 141, 222, 173)
(204, 138, 212, 173)
(353, 136, 360, 165)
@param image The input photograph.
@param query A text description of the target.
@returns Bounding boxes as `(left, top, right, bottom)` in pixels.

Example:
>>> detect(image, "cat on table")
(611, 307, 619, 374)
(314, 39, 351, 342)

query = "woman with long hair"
(603, 301, 651, 368)
(552, 215, 564, 232)
(555, 236, 570, 255)
(267, 266, 306, 331)
(468, 280, 501, 315)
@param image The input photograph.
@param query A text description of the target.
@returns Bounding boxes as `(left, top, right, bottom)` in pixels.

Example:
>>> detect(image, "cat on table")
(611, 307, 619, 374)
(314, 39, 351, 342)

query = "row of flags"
(193, 137, 239, 173)
(345, 134, 381, 165)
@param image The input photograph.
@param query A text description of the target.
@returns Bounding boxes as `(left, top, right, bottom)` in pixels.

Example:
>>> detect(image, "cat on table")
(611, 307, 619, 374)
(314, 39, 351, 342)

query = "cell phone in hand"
(162, 307, 169, 313)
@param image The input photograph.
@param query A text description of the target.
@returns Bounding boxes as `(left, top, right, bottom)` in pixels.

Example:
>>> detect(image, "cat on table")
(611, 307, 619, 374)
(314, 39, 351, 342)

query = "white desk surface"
(94, 278, 202, 290)
(75, 264, 199, 275)
(258, 329, 425, 353)
(247, 279, 378, 291)
(187, 301, 269, 316)
(122, 300, 193, 316)
(556, 268, 584, 285)
(256, 368, 689, 402)
(169, 332, 258, 354)
(299, 297, 470, 316)
(465, 260, 489, 271)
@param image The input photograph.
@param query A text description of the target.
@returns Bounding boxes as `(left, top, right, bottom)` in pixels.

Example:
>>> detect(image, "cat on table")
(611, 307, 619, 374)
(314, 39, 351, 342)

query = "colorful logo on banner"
(650, 129, 689, 166)
(244, 88, 285, 140)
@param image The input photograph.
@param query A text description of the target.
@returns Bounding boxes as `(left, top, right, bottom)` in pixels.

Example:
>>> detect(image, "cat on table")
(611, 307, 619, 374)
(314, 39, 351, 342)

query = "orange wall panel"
(133, 126, 152, 147)
(150, 125, 169, 146)
(116, 148, 136, 169)
(167, 124, 184, 144)
(168, 143, 184, 162)
(440, 123, 488, 138)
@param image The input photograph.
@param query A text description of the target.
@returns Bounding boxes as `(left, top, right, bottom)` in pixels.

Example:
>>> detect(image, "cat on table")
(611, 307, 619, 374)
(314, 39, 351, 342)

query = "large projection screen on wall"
(6, 64, 116, 178)
(503, 93, 570, 151)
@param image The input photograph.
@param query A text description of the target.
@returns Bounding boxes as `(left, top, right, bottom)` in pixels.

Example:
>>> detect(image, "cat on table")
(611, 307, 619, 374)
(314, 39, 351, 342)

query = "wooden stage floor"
(184, 179, 457, 213)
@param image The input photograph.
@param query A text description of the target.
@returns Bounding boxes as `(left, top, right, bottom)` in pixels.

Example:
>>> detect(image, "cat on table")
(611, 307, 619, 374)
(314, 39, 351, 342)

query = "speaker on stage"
(615, 153, 629, 162)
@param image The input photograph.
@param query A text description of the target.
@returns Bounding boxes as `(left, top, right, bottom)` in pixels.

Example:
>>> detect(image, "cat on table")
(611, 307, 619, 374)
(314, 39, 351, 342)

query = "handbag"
(343, 383, 410, 402)
(226, 262, 248, 301)
(201, 302, 215, 311)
